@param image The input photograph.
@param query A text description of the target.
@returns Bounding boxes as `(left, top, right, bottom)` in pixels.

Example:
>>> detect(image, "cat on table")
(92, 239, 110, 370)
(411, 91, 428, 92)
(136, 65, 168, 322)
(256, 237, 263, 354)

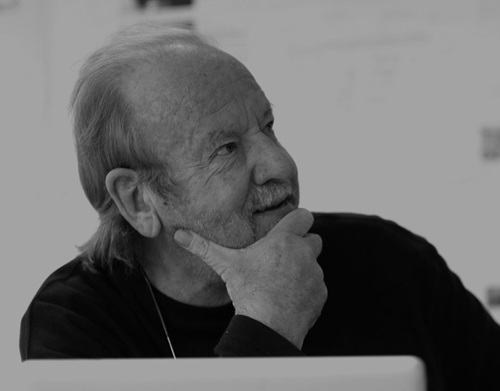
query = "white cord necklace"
(141, 270, 177, 359)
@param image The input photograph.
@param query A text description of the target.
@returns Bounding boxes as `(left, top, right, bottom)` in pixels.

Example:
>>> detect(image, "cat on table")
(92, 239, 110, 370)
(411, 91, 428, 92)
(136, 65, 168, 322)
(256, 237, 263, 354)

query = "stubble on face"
(167, 180, 297, 250)
(154, 179, 295, 286)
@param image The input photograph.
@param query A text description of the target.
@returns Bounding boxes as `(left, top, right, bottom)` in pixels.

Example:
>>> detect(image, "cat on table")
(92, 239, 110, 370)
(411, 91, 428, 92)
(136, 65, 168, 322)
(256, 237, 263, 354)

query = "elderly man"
(21, 23, 500, 390)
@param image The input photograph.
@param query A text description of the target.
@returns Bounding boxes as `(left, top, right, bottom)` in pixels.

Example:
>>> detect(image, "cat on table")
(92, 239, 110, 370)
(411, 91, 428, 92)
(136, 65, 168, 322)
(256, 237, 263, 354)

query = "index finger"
(269, 208, 314, 237)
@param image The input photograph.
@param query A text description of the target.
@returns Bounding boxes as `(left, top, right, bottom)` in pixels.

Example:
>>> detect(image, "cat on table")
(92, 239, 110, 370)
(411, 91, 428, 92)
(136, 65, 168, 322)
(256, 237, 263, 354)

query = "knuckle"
(193, 237, 211, 260)
(307, 234, 322, 255)
(314, 234, 323, 251)
(313, 283, 328, 309)
(304, 238, 321, 260)
(315, 264, 325, 280)
(320, 283, 328, 302)
(311, 266, 327, 296)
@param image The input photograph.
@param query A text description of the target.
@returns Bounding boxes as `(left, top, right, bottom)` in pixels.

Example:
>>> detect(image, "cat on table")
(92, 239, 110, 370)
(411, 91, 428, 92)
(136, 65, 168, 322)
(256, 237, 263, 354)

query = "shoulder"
(27, 257, 123, 307)
(21, 256, 119, 331)
(20, 256, 146, 359)
(310, 212, 443, 284)
(311, 211, 433, 253)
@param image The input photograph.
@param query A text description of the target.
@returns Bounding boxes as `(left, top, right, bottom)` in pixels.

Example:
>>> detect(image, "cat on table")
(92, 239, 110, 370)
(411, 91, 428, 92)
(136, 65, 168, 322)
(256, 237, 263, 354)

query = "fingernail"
(174, 230, 193, 248)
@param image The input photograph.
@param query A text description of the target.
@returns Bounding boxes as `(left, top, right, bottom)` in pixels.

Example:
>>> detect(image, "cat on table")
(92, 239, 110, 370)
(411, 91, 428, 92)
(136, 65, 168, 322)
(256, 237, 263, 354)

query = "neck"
(141, 237, 231, 307)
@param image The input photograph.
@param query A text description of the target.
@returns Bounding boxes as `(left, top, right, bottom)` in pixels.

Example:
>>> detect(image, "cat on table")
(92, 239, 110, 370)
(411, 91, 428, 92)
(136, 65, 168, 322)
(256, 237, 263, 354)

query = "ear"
(105, 168, 161, 238)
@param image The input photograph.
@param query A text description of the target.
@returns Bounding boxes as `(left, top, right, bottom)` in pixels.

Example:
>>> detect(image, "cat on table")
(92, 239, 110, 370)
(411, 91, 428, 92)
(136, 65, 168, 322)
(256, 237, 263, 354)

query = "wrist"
(234, 307, 306, 349)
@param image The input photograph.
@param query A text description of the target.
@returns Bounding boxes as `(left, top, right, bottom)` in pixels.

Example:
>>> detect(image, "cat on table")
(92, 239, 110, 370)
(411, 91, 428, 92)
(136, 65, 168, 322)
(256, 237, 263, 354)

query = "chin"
(253, 216, 280, 241)
(252, 195, 298, 241)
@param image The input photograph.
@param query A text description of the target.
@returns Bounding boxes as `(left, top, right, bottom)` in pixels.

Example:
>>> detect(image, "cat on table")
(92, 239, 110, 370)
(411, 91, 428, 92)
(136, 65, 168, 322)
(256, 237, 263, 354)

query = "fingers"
(173, 208, 319, 278)
(174, 230, 230, 277)
(270, 208, 314, 237)
(304, 233, 323, 258)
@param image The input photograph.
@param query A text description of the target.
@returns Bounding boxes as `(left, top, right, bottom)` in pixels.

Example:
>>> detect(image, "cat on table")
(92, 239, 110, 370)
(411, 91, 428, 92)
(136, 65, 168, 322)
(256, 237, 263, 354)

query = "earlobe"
(105, 168, 161, 238)
(141, 191, 162, 238)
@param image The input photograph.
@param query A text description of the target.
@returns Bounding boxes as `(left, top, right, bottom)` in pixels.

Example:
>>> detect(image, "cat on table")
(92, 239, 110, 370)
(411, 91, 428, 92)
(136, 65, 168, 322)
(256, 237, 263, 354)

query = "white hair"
(69, 22, 214, 271)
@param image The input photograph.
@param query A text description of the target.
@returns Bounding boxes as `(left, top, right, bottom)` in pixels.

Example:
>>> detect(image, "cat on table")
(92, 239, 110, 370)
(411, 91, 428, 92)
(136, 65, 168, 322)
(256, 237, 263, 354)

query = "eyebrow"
(205, 103, 275, 144)
(263, 103, 274, 119)
(263, 103, 275, 120)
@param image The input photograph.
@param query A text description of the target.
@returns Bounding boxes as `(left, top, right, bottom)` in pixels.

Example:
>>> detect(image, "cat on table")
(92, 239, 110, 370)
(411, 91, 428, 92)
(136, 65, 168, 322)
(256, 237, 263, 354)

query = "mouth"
(254, 196, 292, 214)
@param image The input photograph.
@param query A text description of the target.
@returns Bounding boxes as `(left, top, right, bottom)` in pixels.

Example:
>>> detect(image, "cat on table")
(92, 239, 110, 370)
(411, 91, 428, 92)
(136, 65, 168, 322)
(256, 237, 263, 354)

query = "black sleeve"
(214, 315, 304, 357)
(19, 261, 165, 360)
(422, 242, 500, 390)
(382, 217, 500, 390)
(20, 296, 119, 360)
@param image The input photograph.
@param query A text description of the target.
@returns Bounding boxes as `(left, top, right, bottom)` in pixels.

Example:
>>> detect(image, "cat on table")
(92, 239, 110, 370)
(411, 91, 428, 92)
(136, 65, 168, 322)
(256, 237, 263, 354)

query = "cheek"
(217, 173, 250, 207)
(185, 169, 251, 212)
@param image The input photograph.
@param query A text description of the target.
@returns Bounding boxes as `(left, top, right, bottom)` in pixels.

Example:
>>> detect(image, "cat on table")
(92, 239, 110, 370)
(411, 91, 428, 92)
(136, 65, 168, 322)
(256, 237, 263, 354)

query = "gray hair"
(70, 23, 212, 271)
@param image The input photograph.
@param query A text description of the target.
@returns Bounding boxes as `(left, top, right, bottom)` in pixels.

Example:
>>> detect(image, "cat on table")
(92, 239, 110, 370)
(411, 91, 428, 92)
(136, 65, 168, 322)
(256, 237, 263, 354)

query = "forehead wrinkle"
(193, 90, 273, 150)
(186, 77, 255, 120)
(127, 46, 266, 165)
(132, 88, 212, 165)
(170, 79, 248, 154)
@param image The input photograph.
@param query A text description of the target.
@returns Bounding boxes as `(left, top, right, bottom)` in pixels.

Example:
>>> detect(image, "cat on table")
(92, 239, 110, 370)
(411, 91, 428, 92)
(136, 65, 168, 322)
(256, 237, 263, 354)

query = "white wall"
(2, 0, 500, 381)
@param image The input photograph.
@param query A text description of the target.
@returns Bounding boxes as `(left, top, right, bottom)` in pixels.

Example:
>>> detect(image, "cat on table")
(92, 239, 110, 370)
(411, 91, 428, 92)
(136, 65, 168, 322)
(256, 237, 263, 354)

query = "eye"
(216, 142, 237, 156)
(264, 121, 276, 137)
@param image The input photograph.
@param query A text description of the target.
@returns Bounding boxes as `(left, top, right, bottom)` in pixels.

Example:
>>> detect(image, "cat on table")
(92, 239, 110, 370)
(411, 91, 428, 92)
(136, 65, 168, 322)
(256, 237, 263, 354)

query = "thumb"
(269, 207, 314, 237)
(174, 229, 232, 277)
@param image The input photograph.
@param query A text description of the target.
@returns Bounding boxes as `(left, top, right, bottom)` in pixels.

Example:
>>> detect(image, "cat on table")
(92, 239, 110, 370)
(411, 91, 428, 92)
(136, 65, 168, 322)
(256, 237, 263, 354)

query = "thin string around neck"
(140, 268, 177, 359)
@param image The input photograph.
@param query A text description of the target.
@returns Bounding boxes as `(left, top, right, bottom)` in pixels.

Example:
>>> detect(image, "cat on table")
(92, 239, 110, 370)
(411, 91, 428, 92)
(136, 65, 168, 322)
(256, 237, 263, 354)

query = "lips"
(255, 196, 290, 214)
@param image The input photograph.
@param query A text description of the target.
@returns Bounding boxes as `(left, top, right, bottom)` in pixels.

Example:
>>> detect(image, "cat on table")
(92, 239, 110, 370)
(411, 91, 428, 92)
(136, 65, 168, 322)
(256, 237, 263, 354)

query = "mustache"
(246, 182, 293, 213)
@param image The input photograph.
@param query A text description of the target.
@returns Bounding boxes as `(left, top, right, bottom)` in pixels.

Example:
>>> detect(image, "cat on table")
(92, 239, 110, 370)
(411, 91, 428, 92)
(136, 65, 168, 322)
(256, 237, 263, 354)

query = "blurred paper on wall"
(482, 126, 500, 161)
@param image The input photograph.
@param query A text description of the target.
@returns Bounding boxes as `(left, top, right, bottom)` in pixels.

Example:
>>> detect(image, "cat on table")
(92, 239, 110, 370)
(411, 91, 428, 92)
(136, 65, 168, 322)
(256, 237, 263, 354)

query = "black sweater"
(20, 213, 500, 391)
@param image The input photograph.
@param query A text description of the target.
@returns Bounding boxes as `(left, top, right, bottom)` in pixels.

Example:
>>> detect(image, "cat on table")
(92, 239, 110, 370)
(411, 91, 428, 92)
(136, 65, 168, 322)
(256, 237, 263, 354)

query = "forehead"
(123, 46, 270, 160)
(188, 80, 272, 150)
(193, 76, 270, 130)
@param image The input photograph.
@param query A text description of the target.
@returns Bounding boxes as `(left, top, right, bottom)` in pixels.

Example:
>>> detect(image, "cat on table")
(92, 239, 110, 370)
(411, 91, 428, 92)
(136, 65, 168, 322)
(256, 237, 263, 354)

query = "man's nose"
(250, 134, 298, 186)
